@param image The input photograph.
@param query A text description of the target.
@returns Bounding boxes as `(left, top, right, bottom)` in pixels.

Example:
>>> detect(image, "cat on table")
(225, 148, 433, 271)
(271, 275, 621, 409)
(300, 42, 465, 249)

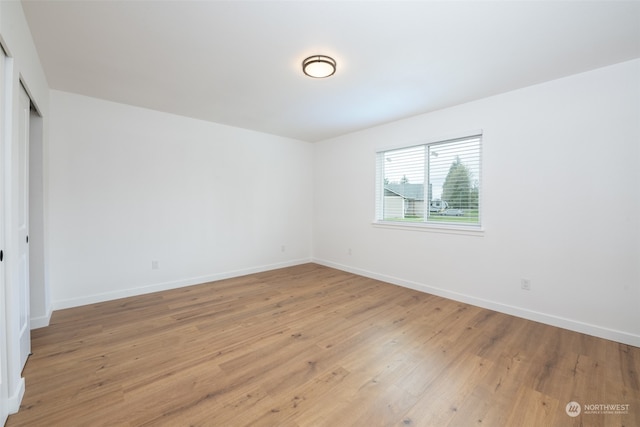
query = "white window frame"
(374, 131, 484, 236)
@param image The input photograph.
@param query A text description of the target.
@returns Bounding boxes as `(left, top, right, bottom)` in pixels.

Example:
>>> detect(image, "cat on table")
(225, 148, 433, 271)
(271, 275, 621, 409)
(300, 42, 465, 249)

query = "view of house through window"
(376, 134, 481, 226)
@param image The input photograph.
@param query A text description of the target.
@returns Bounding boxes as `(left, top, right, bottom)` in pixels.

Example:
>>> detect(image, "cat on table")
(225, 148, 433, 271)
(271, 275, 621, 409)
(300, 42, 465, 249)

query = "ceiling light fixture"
(302, 55, 336, 78)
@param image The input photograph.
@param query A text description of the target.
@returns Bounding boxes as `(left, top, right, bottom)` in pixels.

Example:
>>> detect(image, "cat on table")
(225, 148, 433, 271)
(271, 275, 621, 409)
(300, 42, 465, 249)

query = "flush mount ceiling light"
(302, 55, 336, 78)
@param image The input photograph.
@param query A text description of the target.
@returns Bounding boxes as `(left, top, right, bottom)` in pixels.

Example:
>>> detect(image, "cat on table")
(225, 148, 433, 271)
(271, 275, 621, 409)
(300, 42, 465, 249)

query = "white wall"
(48, 91, 313, 308)
(313, 59, 640, 347)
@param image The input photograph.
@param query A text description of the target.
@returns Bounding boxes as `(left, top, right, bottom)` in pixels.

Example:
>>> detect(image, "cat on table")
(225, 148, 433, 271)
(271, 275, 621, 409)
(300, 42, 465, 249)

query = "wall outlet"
(348, 248, 352, 255)
(281, 245, 286, 252)
(521, 278, 531, 291)
(152, 260, 159, 270)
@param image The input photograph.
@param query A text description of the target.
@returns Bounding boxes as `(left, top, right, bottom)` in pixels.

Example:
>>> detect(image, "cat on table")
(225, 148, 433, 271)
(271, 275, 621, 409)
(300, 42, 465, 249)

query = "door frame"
(0, 42, 9, 427)
(0, 27, 48, 420)
(2, 63, 36, 415)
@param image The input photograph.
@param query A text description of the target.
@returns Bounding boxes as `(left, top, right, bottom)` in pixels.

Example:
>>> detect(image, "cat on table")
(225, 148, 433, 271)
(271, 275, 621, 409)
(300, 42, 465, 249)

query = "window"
(375, 134, 482, 228)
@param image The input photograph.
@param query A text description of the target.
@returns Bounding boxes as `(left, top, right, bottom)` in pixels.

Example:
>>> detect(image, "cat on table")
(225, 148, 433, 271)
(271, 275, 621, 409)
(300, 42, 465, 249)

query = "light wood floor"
(7, 264, 640, 426)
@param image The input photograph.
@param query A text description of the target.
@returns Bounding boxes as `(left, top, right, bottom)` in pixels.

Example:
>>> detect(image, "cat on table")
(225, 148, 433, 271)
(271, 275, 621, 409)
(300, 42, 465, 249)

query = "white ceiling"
(21, 0, 640, 142)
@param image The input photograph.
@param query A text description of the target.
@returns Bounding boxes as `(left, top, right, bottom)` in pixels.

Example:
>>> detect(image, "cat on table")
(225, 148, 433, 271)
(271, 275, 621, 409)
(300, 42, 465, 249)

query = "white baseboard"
(7, 377, 25, 414)
(52, 258, 313, 310)
(30, 307, 52, 329)
(313, 258, 640, 348)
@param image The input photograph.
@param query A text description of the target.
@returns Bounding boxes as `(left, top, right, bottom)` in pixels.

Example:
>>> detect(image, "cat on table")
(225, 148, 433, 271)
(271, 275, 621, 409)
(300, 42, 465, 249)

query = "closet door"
(15, 84, 31, 371)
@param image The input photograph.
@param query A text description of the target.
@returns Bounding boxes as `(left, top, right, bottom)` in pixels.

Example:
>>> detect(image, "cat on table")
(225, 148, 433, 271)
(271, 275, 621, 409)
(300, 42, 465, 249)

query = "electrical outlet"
(521, 279, 531, 291)
(348, 248, 352, 255)
(152, 260, 159, 270)
(281, 245, 286, 252)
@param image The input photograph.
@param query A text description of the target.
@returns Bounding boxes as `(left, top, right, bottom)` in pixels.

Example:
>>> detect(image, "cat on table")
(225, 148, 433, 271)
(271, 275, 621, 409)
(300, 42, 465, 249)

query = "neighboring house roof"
(384, 183, 424, 201)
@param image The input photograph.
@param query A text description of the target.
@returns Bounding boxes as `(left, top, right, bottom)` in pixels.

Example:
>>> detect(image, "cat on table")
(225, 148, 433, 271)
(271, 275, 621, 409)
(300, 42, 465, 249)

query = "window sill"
(372, 220, 484, 236)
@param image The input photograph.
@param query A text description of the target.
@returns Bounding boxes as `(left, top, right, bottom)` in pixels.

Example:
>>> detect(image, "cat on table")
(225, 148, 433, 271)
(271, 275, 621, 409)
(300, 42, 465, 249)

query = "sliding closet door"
(15, 84, 31, 371)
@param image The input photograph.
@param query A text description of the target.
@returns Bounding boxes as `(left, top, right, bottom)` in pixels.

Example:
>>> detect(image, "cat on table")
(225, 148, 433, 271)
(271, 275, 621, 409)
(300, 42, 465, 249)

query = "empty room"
(1, 1, 639, 426)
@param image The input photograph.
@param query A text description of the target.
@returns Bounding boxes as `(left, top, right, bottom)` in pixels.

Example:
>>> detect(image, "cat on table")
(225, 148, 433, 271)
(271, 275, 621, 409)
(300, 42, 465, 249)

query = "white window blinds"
(376, 134, 481, 227)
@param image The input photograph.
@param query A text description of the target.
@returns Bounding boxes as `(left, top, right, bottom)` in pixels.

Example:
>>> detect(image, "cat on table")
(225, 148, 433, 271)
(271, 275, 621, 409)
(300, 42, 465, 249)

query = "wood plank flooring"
(7, 263, 640, 426)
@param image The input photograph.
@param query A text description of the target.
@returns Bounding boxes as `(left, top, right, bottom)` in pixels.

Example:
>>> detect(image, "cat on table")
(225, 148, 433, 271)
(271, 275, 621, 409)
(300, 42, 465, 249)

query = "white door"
(0, 47, 9, 427)
(16, 85, 31, 371)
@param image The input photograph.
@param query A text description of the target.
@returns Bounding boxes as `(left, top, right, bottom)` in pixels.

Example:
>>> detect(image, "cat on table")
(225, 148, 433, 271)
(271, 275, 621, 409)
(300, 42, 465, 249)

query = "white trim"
(52, 258, 313, 310)
(7, 377, 24, 415)
(30, 307, 52, 329)
(372, 220, 484, 236)
(313, 258, 640, 348)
